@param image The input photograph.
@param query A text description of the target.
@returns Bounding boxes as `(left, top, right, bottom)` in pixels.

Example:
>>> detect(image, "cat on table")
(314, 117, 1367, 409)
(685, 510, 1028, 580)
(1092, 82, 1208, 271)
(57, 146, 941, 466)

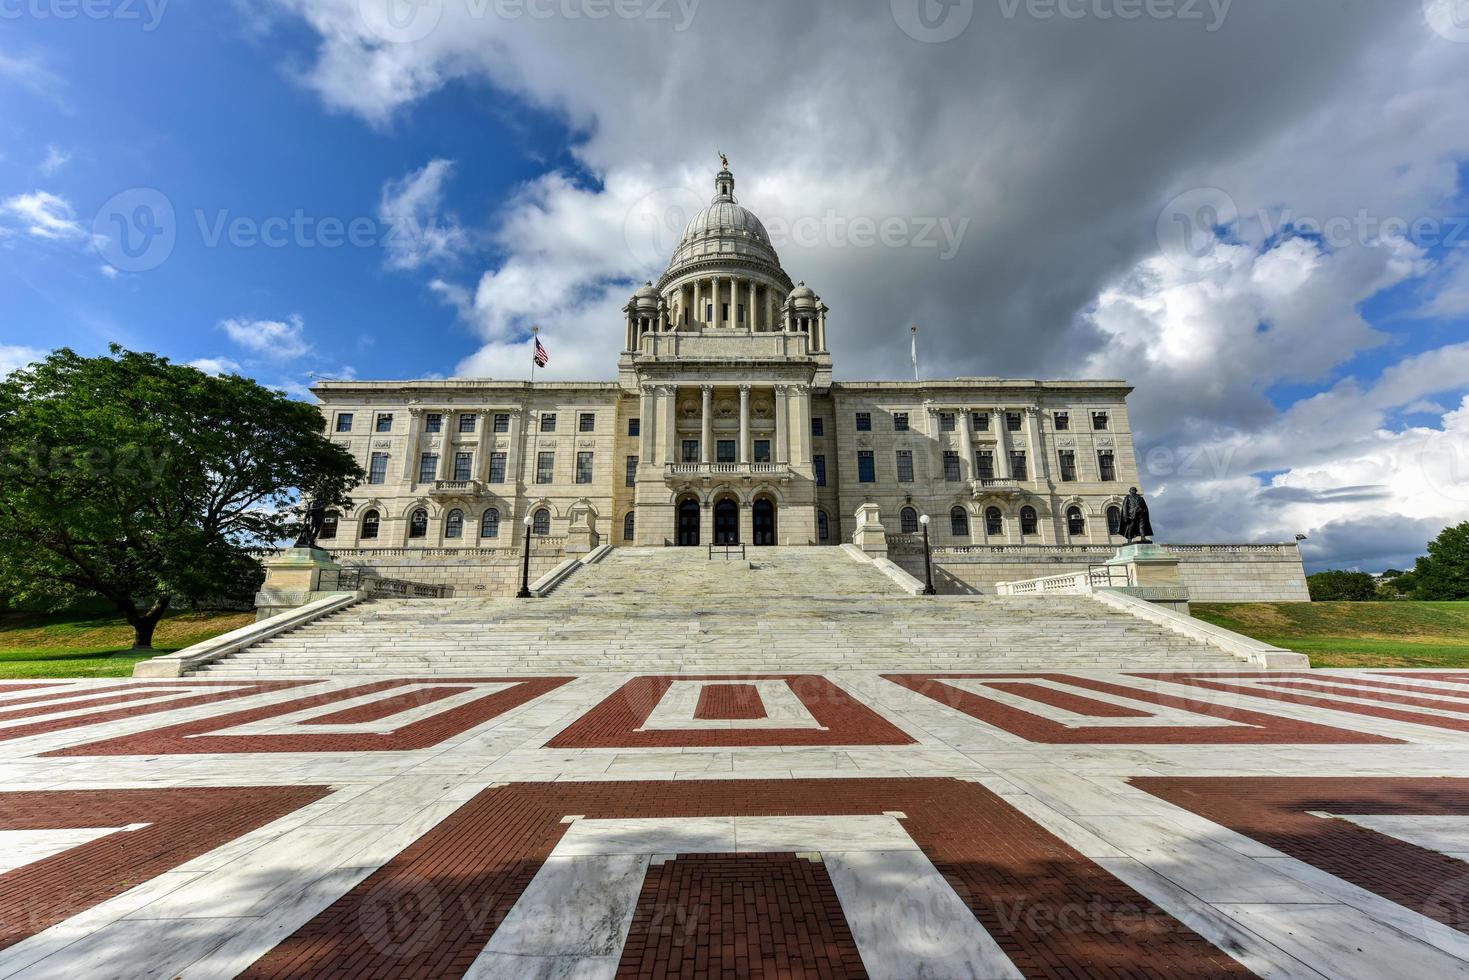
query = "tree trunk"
(127, 596, 171, 650)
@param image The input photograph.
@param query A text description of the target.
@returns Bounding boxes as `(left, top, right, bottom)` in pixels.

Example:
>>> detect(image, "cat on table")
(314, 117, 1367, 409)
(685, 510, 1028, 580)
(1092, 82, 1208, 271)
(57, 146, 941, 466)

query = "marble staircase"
(196, 547, 1245, 676)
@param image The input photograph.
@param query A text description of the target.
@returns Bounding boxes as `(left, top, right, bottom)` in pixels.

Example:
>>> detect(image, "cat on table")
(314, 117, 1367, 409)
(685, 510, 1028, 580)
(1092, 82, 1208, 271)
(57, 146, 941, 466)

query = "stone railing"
(327, 547, 518, 559)
(428, 480, 481, 496)
(969, 478, 1026, 496)
(665, 462, 793, 480)
(997, 565, 1132, 596)
(318, 568, 454, 598)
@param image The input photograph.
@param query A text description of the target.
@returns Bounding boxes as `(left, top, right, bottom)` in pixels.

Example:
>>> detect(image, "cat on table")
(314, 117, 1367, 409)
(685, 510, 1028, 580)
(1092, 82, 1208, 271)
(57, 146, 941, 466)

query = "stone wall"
(327, 546, 568, 598)
(891, 543, 1310, 603)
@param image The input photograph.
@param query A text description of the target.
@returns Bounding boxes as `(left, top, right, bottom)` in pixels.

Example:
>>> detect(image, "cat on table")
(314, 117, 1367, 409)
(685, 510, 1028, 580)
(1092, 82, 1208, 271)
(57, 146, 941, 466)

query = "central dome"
(660, 166, 787, 284)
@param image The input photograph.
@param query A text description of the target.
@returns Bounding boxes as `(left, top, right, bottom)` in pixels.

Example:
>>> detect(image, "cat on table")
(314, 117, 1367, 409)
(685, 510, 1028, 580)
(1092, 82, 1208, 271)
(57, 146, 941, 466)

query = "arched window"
(1020, 506, 1038, 536)
(481, 508, 501, 539)
(320, 512, 338, 540)
(985, 507, 1003, 537)
(445, 509, 464, 539)
(623, 512, 636, 542)
(1107, 506, 1122, 536)
(1067, 506, 1085, 537)
(950, 506, 970, 538)
(900, 507, 919, 534)
(817, 510, 831, 543)
(360, 510, 380, 540)
(409, 508, 429, 539)
(533, 508, 551, 536)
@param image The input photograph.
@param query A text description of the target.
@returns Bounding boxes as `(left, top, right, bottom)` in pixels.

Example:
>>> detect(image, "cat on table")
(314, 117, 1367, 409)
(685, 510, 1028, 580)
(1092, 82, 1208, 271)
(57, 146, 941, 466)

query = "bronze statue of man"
(1119, 487, 1154, 544)
(294, 497, 328, 549)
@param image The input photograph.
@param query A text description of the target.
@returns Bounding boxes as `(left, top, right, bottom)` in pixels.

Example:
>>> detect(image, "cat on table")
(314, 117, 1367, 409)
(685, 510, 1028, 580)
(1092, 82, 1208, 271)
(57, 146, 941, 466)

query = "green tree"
(1307, 570, 1378, 602)
(0, 347, 362, 649)
(1409, 522, 1469, 601)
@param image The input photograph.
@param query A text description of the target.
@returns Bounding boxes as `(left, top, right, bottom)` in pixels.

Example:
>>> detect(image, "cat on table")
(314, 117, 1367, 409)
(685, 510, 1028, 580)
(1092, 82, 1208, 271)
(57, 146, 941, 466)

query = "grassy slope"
(0, 610, 255, 679)
(1192, 601, 1469, 668)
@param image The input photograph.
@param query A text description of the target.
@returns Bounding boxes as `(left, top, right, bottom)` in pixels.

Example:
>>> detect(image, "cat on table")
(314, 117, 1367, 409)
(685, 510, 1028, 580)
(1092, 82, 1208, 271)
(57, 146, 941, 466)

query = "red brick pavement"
(617, 853, 867, 979)
(1136, 672, 1469, 733)
(51, 677, 571, 756)
(301, 686, 473, 726)
(982, 681, 1154, 719)
(240, 779, 1253, 979)
(0, 786, 329, 950)
(1134, 777, 1469, 936)
(886, 673, 1395, 744)
(693, 683, 768, 721)
(547, 676, 915, 748)
(0, 680, 309, 743)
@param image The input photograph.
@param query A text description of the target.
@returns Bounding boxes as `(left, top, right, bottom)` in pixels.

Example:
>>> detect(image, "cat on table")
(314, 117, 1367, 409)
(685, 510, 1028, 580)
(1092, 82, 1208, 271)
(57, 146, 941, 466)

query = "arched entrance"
(713, 498, 740, 545)
(752, 497, 777, 546)
(676, 498, 700, 547)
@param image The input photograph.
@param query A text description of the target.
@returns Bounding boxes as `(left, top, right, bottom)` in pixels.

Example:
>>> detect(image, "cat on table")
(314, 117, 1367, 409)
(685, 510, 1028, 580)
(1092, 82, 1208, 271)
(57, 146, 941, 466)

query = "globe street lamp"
(517, 513, 536, 599)
(918, 514, 936, 595)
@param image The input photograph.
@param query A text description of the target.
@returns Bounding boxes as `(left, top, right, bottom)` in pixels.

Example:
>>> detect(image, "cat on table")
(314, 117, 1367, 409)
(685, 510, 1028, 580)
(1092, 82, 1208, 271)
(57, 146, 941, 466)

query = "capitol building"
(312, 164, 1308, 602)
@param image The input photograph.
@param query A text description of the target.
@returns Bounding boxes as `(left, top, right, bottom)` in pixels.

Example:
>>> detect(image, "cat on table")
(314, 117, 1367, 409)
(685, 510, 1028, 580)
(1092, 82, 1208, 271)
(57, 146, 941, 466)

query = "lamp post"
(517, 513, 535, 599)
(918, 514, 936, 595)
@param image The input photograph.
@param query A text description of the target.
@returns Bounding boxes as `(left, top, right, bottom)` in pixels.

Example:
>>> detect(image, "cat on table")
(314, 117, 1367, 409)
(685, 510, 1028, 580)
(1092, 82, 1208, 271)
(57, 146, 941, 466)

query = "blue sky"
(2, 1, 1468, 571)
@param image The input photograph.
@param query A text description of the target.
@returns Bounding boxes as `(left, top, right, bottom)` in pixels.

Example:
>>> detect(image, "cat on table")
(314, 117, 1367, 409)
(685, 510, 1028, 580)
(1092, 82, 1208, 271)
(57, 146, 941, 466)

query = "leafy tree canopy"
(1409, 521, 1469, 601)
(0, 347, 362, 647)
(1306, 569, 1378, 602)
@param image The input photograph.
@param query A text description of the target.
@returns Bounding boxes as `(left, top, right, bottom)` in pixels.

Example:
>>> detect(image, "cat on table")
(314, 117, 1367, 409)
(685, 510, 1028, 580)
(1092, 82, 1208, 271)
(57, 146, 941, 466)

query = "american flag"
(533, 337, 549, 368)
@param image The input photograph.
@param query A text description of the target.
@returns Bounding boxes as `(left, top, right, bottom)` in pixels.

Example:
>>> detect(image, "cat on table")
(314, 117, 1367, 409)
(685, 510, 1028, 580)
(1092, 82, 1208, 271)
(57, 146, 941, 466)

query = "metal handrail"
(707, 543, 747, 561)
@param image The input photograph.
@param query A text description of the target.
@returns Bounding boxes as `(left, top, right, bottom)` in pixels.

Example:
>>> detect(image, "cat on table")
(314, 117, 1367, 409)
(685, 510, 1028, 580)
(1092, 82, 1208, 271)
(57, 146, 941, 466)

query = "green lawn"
(0, 610, 255, 679)
(1192, 601, 1469, 668)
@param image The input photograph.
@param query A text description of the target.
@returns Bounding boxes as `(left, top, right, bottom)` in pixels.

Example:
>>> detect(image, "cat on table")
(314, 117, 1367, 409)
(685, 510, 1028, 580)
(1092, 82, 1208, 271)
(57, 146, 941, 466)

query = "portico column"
(1025, 407, 1049, 483)
(506, 410, 524, 490)
(748, 280, 757, 330)
(662, 385, 678, 466)
(638, 385, 655, 465)
(738, 385, 751, 465)
(700, 385, 714, 465)
(474, 409, 493, 482)
(691, 280, 701, 327)
(958, 406, 974, 482)
(791, 385, 811, 465)
(435, 413, 453, 481)
(995, 406, 1012, 479)
(403, 407, 424, 484)
(774, 385, 789, 464)
(739, 500, 752, 545)
(816, 308, 827, 351)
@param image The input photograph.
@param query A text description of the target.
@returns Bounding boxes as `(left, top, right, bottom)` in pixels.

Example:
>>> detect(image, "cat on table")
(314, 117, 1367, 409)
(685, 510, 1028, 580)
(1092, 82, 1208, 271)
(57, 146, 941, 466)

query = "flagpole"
(910, 324, 920, 382)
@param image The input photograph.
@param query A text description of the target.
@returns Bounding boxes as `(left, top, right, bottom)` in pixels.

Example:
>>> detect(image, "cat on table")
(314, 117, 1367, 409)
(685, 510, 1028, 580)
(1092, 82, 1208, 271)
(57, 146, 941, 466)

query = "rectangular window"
(1010, 451, 1028, 481)
(939, 412, 956, 432)
(855, 412, 872, 432)
(811, 418, 825, 438)
(369, 453, 389, 485)
(625, 456, 638, 488)
(737, 303, 745, 324)
(721, 302, 729, 322)
(706, 303, 713, 322)
(335, 413, 354, 433)
(943, 451, 961, 482)
(814, 455, 827, 487)
(896, 450, 914, 483)
(575, 452, 594, 484)
(418, 453, 438, 484)
(975, 450, 995, 480)
(717, 440, 737, 464)
(893, 412, 909, 432)
(376, 413, 394, 433)
(1093, 411, 1109, 431)
(971, 411, 988, 432)
(1098, 450, 1117, 481)
(682, 440, 700, 464)
(454, 452, 474, 481)
(628, 418, 640, 437)
(424, 413, 442, 434)
(1058, 450, 1077, 482)
(1006, 411, 1023, 432)
(1054, 412, 1070, 431)
(754, 440, 771, 464)
(489, 452, 507, 484)
(579, 413, 596, 433)
(540, 413, 557, 433)
(493, 413, 510, 433)
(459, 414, 477, 434)
(857, 450, 876, 483)
(536, 452, 555, 484)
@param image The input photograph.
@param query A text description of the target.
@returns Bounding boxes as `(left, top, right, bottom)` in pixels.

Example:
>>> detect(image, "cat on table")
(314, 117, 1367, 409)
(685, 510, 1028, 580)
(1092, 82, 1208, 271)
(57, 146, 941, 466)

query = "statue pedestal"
(1105, 544, 1189, 611)
(256, 548, 345, 621)
(852, 503, 888, 557)
(565, 502, 595, 555)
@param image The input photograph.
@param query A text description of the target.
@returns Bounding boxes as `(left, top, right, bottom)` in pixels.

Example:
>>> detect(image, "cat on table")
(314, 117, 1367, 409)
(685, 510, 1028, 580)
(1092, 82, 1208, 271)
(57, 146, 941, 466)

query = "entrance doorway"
(677, 499, 700, 547)
(714, 499, 740, 545)
(752, 498, 777, 546)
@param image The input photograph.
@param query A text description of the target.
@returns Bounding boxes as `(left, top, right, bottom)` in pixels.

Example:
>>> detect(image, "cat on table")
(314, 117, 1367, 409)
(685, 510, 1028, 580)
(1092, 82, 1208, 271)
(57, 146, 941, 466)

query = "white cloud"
(37, 145, 72, 176)
(1, 191, 87, 241)
(0, 49, 66, 106)
(0, 345, 48, 378)
(99, 264, 119, 279)
(188, 357, 243, 377)
(218, 314, 313, 361)
(378, 159, 469, 271)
